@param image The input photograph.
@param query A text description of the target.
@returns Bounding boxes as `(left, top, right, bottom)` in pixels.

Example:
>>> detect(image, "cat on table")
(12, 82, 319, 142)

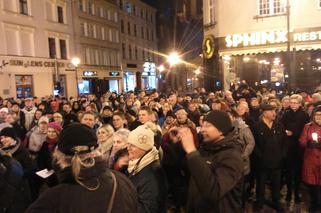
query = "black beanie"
(203, 110, 232, 135)
(58, 123, 98, 155)
(0, 127, 18, 140)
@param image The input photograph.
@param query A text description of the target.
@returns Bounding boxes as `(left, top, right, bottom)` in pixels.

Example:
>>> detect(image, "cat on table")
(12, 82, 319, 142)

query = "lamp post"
(285, 0, 294, 89)
(71, 57, 80, 96)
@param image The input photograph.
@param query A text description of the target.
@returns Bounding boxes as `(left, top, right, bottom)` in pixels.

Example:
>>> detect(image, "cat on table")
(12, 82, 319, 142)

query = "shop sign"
(6, 59, 73, 68)
(83, 71, 97, 77)
(203, 35, 215, 59)
(143, 62, 156, 73)
(110, 72, 120, 76)
(225, 30, 321, 48)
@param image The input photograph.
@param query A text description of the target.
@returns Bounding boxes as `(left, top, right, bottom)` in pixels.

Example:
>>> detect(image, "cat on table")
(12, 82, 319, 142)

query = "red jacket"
(300, 122, 321, 185)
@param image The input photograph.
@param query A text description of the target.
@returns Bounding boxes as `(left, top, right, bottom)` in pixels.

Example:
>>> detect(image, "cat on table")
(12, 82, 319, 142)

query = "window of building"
(126, 3, 132, 14)
(151, 30, 154, 41)
(107, 10, 111, 20)
(115, 31, 119, 43)
(57, 6, 64, 23)
(119, 0, 123, 9)
(122, 43, 126, 59)
(127, 22, 131, 35)
(135, 46, 138, 60)
(133, 5, 136, 15)
(150, 13, 153, 23)
(121, 20, 124, 33)
(204, 0, 215, 25)
(109, 29, 112, 42)
(141, 9, 144, 18)
(128, 44, 132, 59)
(146, 30, 149, 40)
(88, 24, 93, 37)
(258, 0, 285, 16)
(114, 12, 118, 22)
(134, 24, 137, 36)
(19, 0, 28, 15)
(101, 27, 105, 40)
(142, 49, 145, 60)
(59, 39, 67, 59)
(79, 0, 84, 12)
(88, 2, 95, 15)
(93, 25, 97, 38)
(141, 27, 144, 39)
(48, 37, 56, 58)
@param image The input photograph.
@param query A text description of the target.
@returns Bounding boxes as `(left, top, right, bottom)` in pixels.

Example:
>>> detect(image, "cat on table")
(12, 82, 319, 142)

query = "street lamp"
(71, 57, 80, 96)
(167, 52, 181, 66)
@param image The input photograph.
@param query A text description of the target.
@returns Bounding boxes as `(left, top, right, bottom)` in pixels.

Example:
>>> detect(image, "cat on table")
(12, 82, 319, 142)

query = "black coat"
(186, 133, 244, 213)
(26, 159, 138, 213)
(130, 161, 168, 213)
(253, 119, 288, 169)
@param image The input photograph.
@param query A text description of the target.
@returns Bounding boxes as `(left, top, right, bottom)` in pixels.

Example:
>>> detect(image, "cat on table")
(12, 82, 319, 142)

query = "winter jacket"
(186, 132, 244, 213)
(0, 154, 24, 213)
(299, 122, 321, 185)
(233, 118, 255, 175)
(129, 161, 167, 213)
(253, 119, 288, 169)
(26, 159, 138, 213)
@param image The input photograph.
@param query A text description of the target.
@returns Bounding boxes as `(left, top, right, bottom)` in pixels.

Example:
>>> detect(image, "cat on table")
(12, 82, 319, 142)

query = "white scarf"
(128, 147, 159, 175)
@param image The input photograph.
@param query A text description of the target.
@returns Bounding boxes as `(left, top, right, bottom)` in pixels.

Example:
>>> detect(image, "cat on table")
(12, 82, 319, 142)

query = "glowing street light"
(158, 65, 165, 72)
(167, 52, 181, 66)
(195, 68, 201, 75)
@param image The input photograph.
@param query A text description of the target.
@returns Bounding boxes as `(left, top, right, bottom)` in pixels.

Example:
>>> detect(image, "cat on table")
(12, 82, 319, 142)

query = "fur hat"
(203, 110, 232, 135)
(127, 125, 154, 151)
(58, 123, 98, 155)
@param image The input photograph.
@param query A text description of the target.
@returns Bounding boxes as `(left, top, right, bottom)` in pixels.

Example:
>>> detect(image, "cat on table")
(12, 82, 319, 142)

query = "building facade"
(203, 0, 321, 91)
(118, 0, 158, 92)
(72, 0, 122, 95)
(0, 0, 76, 98)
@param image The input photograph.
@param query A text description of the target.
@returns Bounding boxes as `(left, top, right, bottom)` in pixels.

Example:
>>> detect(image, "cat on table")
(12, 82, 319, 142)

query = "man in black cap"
(252, 104, 288, 212)
(176, 110, 243, 213)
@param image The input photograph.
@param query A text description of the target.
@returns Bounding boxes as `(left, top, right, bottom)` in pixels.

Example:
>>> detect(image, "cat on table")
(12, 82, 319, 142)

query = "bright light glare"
(158, 65, 165, 72)
(223, 55, 231, 61)
(195, 68, 201, 75)
(71, 57, 80, 66)
(167, 52, 181, 66)
(243, 57, 250, 62)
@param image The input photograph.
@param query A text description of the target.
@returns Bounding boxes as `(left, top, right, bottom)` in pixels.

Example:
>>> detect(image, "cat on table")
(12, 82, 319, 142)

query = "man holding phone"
(176, 110, 243, 213)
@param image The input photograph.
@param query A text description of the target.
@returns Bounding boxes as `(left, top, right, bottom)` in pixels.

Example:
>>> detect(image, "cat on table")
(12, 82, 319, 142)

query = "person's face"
(47, 127, 58, 140)
(102, 109, 112, 117)
(250, 99, 259, 108)
(11, 105, 20, 112)
(63, 105, 71, 113)
(0, 136, 15, 147)
(0, 111, 7, 119)
(81, 114, 96, 128)
(263, 110, 276, 121)
(127, 143, 146, 160)
(188, 103, 197, 112)
(165, 116, 175, 124)
(39, 122, 48, 131)
(5, 114, 15, 124)
(138, 110, 150, 124)
(314, 111, 321, 125)
(300, 92, 307, 98)
(200, 121, 223, 142)
(53, 113, 63, 123)
(97, 128, 110, 143)
(112, 115, 125, 129)
(35, 111, 43, 119)
(168, 95, 177, 106)
(113, 135, 127, 150)
(282, 99, 290, 109)
(236, 104, 248, 116)
(175, 110, 188, 123)
(290, 99, 301, 111)
(211, 103, 221, 111)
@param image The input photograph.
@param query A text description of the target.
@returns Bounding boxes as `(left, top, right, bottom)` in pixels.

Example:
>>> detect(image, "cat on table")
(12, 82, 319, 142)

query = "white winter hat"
(0, 108, 9, 113)
(38, 116, 49, 124)
(128, 125, 154, 151)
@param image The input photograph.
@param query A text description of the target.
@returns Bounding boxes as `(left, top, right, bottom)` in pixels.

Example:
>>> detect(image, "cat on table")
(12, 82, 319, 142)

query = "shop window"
(59, 39, 67, 59)
(57, 6, 64, 23)
(15, 75, 33, 98)
(48, 37, 56, 58)
(19, 0, 28, 15)
(258, 0, 285, 16)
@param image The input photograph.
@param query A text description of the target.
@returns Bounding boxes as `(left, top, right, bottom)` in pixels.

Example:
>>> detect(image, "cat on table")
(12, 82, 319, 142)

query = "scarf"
(0, 141, 20, 157)
(46, 138, 58, 153)
(127, 147, 159, 176)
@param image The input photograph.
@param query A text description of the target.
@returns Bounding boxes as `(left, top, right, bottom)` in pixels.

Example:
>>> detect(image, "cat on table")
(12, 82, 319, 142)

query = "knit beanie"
(203, 110, 232, 135)
(0, 127, 18, 140)
(48, 122, 63, 134)
(58, 123, 98, 155)
(128, 125, 154, 151)
(38, 116, 49, 124)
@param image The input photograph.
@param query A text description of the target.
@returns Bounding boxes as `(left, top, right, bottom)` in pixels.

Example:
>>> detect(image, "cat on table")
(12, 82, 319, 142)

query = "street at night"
(1, 0, 321, 213)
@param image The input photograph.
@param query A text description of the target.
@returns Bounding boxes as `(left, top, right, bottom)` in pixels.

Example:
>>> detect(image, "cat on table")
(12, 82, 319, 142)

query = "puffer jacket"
(186, 132, 244, 213)
(233, 118, 255, 175)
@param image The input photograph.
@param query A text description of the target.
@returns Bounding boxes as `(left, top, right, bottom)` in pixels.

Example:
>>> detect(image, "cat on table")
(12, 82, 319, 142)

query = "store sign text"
(8, 60, 73, 68)
(225, 30, 321, 48)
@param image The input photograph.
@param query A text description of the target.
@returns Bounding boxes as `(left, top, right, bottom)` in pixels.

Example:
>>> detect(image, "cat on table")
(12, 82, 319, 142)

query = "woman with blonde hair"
(96, 124, 114, 160)
(26, 123, 137, 213)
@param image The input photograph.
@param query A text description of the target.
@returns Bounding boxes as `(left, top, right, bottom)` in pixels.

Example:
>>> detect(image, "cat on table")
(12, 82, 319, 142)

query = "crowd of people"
(0, 83, 321, 213)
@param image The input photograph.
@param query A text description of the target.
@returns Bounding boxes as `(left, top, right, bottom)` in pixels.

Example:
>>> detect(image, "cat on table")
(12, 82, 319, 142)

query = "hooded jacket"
(186, 132, 244, 213)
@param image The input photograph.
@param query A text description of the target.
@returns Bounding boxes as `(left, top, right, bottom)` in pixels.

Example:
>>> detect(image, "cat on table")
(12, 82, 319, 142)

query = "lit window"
(258, 0, 285, 16)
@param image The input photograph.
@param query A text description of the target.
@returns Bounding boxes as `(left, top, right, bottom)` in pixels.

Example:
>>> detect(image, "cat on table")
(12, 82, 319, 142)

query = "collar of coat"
(200, 131, 242, 153)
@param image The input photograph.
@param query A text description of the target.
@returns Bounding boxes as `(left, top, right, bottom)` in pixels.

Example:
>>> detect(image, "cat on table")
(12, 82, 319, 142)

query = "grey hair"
(113, 128, 130, 143)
